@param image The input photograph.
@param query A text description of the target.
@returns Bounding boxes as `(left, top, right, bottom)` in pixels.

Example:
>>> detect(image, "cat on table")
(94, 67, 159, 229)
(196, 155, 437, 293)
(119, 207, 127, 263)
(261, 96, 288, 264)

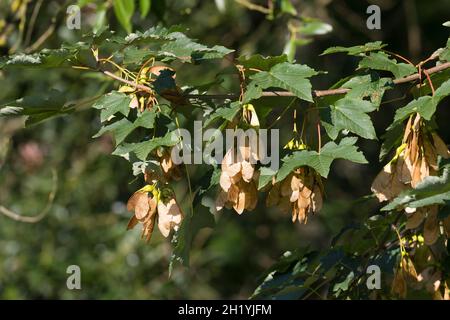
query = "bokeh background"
(0, 0, 449, 299)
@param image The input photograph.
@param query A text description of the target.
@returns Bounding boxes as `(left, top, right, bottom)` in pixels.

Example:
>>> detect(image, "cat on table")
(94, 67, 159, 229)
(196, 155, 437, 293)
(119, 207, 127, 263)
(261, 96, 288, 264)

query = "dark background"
(0, 0, 449, 299)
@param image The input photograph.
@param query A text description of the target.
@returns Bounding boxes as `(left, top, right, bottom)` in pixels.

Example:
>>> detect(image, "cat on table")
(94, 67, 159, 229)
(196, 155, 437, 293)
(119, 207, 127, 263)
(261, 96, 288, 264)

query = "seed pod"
(443, 216, 450, 238)
(431, 133, 450, 159)
(392, 268, 407, 298)
(157, 197, 184, 237)
(216, 146, 259, 214)
(423, 206, 439, 246)
(371, 160, 408, 202)
(127, 192, 152, 220)
(127, 189, 158, 241)
(372, 116, 449, 248)
(405, 208, 425, 230)
(266, 167, 323, 224)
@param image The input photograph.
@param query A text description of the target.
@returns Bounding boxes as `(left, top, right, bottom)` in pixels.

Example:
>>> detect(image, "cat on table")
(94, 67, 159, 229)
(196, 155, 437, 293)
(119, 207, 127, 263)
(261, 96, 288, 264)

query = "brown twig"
(186, 62, 450, 99)
(25, 23, 55, 53)
(0, 169, 57, 223)
(100, 61, 450, 100)
(103, 70, 153, 93)
(24, 0, 44, 47)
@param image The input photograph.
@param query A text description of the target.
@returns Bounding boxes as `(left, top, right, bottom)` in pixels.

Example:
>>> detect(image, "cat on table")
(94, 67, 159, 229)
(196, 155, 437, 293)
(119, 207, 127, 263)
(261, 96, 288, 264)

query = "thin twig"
(234, 0, 271, 14)
(24, 0, 44, 47)
(25, 23, 55, 53)
(103, 70, 153, 93)
(0, 169, 58, 223)
(267, 97, 298, 129)
(100, 60, 450, 100)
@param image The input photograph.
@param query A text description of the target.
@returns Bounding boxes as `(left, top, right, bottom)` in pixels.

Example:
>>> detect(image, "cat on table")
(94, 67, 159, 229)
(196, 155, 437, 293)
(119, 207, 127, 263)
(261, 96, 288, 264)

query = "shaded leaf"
(92, 91, 131, 122)
(389, 78, 450, 128)
(276, 137, 368, 180)
(238, 54, 288, 72)
(139, 0, 151, 18)
(358, 52, 417, 79)
(321, 41, 386, 56)
(244, 62, 318, 102)
(112, 130, 179, 160)
(0, 89, 71, 126)
(382, 168, 450, 211)
(93, 111, 156, 145)
(330, 97, 377, 139)
(204, 101, 241, 126)
(113, 0, 135, 33)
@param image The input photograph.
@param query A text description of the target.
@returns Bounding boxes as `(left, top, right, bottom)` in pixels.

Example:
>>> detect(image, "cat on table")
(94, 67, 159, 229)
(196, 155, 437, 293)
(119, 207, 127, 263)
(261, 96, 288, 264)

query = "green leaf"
(276, 137, 368, 180)
(321, 41, 386, 56)
(93, 118, 135, 145)
(169, 203, 215, 271)
(0, 49, 76, 69)
(113, 0, 135, 33)
(318, 95, 341, 140)
(258, 167, 277, 190)
(439, 38, 450, 61)
(122, 46, 154, 64)
(434, 77, 450, 101)
(237, 54, 288, 72)
(115, 25, 182, 45)
(0, 89, 71, 126)
(92, 91, 131, 122)
(389, 78, 450, 128)
(329, 97, 377, 139)
(280, 0, 297, 15)
(411, 68, 450, 97)
(93, 5, 108, 34)
(112, 130, 179, 160)
(244, 62, 318, 103)
(299, 20, 333, 36)
(391, 96, 434, 127)
(358, 52, 417, 79)
(341, 75, 393, 108)
(333, 271, 354, 293)
(382, 168, 450, 211)
(157, 32, 233, 62)
(139, 0, 151, 18)
(93, 111, 156, 145)
(204, 102, 241, 127)
(379, 122, 403, 161)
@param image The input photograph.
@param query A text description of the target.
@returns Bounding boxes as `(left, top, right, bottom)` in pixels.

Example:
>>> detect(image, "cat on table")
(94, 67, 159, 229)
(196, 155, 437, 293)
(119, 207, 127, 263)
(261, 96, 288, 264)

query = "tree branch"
(101, 61, 450, 100)
(0, 169, 57, 223)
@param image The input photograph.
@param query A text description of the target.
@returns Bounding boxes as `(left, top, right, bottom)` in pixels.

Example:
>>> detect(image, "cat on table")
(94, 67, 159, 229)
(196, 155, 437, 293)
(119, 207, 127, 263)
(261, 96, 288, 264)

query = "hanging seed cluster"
(215, 146, 259, 214)
(391, 236, 450, 299)
(127, 185, 183, 241)
(266, 167, 323, 224)
(372, 114, 450, 245)
(127, 146, 184, 242)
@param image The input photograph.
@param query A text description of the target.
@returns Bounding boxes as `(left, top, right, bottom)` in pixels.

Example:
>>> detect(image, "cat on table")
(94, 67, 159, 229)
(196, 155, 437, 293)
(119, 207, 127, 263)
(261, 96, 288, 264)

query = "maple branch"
(102, 70, 153, 93)
(0, 169, 57, 223)
(309, 61, 450, 98)
(101, 61, 450, 100)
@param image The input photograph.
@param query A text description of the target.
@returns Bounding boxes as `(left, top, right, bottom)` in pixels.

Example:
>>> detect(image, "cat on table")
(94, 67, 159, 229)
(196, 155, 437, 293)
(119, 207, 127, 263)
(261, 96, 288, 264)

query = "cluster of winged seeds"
(372, 113, 450, 245)
(391, 236, 449, 299)
(127, 186, 183, 241)
(216, 146, 259, 214)
(266, 167, 323, 224)
(127, 146, 184, 241)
